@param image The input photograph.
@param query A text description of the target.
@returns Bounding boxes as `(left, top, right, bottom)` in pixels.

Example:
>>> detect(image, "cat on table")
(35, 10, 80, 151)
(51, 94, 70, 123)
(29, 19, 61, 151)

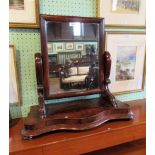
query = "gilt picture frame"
(55, 43, 64, 52)
(106, 32, 145, 94)
(97, 0, 146, 27)
(75, 43, 84, 51)
(9, 0, 40, 28)
(65, 42, 74, 50)
(9, 45, 20, 104)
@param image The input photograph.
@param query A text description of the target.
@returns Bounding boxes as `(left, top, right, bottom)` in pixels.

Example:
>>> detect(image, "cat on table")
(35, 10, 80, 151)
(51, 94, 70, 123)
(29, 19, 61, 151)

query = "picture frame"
(97, 0, 146, 27)
(9, 0, 40, 28)
(47, 43, 53, 53)
(75, 43, 84, 51)
(65, 42, 74, 50)
(55, 43, 64, 52)
(106, 32, 145, 94)
(9, 45, 20, 104)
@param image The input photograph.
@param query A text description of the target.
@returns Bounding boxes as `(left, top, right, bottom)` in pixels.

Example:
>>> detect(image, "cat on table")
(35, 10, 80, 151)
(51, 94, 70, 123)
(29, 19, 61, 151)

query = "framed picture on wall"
(47, 43, 53, 53)
(98, 0, 146, 27)
(9, 45, 20, 104)
(75, 43, 84, 51)
(106, 32, 145, 94)
(55, 43, 64, 52)
(65, 42, 74, 50)
(9, 0, 40, 28)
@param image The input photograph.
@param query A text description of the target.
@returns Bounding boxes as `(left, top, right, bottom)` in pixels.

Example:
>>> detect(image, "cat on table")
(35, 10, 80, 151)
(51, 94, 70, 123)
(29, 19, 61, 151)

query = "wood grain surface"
(10, 99, 146, 155)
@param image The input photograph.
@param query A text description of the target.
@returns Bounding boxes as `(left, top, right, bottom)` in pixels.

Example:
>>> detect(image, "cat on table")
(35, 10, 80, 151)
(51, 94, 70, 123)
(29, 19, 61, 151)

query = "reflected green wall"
(9, 0, 145, 118)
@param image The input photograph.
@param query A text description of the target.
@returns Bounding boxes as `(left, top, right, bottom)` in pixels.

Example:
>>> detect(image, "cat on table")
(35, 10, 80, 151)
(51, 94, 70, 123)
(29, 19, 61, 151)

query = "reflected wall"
(46, 21, 99, 95)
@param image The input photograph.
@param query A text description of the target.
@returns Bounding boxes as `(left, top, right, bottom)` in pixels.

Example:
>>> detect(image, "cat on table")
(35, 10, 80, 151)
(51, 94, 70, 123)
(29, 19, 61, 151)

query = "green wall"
(9, 0, 145, 118)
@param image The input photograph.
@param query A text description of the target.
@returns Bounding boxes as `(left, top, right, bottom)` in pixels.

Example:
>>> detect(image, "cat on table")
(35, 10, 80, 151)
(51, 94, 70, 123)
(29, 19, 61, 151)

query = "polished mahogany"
(10, 99, 145, 155)
(22, 15, 133, 139)
(40, 15, 105, 99)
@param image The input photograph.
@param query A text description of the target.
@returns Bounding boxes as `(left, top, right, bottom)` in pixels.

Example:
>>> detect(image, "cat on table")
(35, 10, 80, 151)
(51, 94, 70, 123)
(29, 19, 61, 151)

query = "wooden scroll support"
(102, 51, 118, 108)
(35, 53, 46, 118)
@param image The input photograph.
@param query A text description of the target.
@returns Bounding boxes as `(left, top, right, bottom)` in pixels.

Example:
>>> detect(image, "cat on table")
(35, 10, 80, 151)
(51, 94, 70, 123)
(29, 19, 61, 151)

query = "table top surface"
(9, 99, 146, 154)
(84, 139, 146, 155)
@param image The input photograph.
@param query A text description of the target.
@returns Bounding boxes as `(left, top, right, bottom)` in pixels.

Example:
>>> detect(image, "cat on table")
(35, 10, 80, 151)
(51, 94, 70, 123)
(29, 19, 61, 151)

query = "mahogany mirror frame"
(40, 15, 105, 99)
(21, 15, 133, 139)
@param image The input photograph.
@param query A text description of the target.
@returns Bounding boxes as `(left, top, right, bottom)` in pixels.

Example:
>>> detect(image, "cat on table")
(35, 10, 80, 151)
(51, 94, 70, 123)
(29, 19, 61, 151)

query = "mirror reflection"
(46, 21, 99, 94)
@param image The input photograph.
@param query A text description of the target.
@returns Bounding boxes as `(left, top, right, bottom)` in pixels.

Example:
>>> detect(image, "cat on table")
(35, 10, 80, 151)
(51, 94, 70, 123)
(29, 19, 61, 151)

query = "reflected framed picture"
(9, 0, 40, 28)
(47, 43, 53, 53)
(65, 42, 74, 50)
(9, 45, 20, 104)
(75, 43, 84, 51)
(98, 0, 146, 27)
(55, 43, 64, 52)
(106, 32, 145, 94)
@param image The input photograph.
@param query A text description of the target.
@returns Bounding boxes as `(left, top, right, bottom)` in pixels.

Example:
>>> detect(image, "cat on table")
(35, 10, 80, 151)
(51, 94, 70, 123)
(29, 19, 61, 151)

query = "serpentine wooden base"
(22, 98, 133, 139)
